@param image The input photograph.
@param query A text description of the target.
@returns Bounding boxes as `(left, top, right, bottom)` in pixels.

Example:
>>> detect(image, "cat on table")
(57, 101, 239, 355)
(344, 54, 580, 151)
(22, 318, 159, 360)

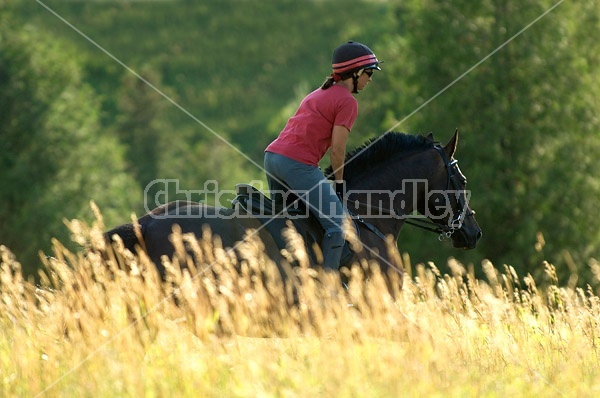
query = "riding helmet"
(332, 41, 381, 76)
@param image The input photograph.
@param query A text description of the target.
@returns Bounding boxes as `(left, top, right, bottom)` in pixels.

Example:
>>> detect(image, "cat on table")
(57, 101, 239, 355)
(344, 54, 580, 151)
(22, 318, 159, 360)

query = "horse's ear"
(443, 128, 459, 158)
(426, 132, 434, 141)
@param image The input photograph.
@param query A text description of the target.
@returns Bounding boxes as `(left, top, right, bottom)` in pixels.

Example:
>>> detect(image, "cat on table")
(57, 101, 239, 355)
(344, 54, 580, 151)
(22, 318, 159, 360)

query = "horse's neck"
(347, 156, 435, 238)
(348, 170, 428, 213)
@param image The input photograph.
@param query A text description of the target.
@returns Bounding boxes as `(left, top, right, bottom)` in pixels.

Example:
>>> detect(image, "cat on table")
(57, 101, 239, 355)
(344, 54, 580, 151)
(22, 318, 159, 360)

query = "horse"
(104, 130, 481, 291)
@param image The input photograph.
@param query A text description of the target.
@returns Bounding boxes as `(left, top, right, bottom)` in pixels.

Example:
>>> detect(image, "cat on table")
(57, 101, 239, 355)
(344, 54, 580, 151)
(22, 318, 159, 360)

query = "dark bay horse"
(105, 131, 481, 289)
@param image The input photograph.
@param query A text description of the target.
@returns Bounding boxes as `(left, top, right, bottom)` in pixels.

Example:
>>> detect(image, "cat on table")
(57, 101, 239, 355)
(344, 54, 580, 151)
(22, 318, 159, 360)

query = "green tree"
(387, 0, 600, 284)
(0, 21, 139, 274)
(113, 68, 165, 188)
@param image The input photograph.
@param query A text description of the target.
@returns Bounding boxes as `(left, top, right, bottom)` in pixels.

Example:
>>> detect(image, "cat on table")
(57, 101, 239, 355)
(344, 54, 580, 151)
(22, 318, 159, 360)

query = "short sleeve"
(333, 96, 358, 132)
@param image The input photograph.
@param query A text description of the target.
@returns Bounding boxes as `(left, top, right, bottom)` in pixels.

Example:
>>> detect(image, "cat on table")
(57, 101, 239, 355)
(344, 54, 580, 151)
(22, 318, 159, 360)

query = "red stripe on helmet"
(332, 54, 379, 74)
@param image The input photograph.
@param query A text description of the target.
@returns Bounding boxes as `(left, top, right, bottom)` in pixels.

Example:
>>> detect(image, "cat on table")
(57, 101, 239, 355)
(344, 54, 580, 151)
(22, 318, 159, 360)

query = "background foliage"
(2, 0, 599, 286)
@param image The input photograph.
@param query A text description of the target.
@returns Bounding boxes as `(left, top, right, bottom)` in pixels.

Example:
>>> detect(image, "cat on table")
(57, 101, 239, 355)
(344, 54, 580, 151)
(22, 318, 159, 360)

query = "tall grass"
(1, 211, 599, 397)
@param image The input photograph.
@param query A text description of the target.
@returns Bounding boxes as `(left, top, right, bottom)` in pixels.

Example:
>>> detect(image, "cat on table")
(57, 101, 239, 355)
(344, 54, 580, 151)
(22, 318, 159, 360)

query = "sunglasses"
(362, 69, 374, 77)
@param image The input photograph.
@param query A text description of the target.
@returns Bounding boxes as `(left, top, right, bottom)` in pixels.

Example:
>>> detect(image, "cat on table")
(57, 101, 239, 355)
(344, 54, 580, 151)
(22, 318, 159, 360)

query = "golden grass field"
(1, 211, 600, 397)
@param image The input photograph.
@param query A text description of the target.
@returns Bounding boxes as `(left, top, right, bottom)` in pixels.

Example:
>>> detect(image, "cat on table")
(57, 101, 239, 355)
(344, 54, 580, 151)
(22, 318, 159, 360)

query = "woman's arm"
(330, 125, 350, 182)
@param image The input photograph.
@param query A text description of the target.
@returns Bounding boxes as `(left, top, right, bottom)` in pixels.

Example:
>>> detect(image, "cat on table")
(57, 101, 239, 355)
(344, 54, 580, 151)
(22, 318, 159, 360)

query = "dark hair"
(320, 71, 354, 90)
(321, 76, 336, 90)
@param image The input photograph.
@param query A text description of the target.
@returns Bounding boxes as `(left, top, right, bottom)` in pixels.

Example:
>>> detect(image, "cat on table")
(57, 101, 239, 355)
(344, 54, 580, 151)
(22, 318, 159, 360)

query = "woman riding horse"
(264, 41, 381, 270)
(104, 131, 482, 289)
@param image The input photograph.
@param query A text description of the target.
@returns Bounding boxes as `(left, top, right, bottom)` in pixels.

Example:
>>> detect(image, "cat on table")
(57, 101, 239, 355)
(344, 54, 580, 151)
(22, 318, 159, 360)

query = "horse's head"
(334, 129, 481, 251)
(419, 130, 482, 249)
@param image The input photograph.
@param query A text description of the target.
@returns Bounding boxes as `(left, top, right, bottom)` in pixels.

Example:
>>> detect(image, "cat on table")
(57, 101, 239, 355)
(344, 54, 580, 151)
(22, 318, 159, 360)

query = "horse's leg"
(355, 233, 404, 295)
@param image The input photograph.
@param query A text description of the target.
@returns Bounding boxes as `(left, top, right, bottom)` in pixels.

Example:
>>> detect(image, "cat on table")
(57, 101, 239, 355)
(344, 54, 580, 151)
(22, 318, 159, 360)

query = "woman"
(264, 41, 381, 270)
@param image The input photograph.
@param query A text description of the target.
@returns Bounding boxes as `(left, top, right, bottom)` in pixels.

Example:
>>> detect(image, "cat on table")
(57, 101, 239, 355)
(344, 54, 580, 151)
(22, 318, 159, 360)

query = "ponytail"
(321, 73, 342, 90)
(321, 76, 334, 90)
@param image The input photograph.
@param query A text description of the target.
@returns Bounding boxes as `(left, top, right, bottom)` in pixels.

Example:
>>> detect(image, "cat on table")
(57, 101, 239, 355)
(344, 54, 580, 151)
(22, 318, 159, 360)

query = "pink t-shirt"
(265, 85, 358, 166)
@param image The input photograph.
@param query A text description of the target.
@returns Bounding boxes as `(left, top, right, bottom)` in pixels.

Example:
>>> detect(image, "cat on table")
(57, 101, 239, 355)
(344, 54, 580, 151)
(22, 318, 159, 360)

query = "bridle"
(346, 144, 474, 242)
(405, 145, 474, 240)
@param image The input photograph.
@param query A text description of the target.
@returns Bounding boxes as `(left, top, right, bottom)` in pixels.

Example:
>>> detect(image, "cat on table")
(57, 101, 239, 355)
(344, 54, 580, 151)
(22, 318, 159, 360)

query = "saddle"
(231, 184, 354, 268)
(232, 184, 308, 217)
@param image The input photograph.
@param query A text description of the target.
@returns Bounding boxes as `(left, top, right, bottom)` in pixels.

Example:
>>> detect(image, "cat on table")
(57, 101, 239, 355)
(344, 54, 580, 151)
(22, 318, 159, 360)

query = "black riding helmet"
(332, 41, 381, 93)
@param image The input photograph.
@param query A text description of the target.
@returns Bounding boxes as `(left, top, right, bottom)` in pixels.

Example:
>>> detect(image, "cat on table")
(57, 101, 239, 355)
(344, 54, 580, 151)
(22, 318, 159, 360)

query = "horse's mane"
(324, 132, 435, 182)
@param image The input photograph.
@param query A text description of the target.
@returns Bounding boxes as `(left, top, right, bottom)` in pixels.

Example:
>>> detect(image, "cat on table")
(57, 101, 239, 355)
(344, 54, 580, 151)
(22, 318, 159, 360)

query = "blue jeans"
(264, 151, 345, 268)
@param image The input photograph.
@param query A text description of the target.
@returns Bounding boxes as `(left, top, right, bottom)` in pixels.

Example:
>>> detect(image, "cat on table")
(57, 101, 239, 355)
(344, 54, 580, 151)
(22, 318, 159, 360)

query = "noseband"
(347, 144, 474, 241)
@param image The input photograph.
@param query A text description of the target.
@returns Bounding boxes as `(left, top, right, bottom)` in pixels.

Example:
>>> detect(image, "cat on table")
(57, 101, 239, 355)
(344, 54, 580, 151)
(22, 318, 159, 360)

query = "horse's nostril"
(477, 230, 482, 240)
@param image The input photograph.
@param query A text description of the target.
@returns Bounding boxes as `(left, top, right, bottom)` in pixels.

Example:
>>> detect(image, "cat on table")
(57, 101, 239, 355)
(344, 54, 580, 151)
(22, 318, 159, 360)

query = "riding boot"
(321, 230, 345, 270)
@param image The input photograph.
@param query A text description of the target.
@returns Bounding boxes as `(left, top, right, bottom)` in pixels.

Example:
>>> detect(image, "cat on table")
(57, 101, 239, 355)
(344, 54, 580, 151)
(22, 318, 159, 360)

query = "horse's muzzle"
(453, 225, 482, 250)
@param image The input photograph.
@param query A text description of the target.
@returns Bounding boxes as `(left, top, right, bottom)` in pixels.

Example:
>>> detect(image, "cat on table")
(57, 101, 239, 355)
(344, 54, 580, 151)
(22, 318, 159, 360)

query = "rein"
(346, 144, 472, 242)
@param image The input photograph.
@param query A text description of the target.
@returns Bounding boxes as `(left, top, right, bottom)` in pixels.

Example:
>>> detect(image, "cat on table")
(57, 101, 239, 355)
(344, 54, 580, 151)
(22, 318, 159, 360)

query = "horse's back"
(142, 202, 283, 268)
